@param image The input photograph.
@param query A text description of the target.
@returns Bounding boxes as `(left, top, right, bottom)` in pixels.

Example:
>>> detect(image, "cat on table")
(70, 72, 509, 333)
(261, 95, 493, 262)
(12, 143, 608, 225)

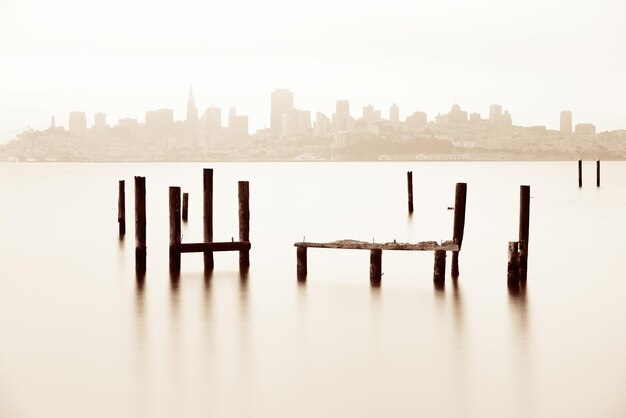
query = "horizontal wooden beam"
(178, 241, 251, 253)
(294, 239, 458, 252)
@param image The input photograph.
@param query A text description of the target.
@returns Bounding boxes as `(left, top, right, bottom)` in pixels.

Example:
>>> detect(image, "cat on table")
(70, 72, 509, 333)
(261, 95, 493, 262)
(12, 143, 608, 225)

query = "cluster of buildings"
(3, 87, 619, 162)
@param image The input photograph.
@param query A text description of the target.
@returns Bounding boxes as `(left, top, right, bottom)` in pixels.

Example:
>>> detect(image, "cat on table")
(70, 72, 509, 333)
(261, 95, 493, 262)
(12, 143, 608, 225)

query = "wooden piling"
(169, 187, 181, 274)
(507, 241, 520, 285)
(182, 192, 189, 222)
(370, 249, 382, 286)
(407, 171, 414, 213)
(118, 180, 125, 236)
(596, 160, 600, 187)
(297, 247, 307, 280)
(578, 159, 582, 187)
(433, 250, 446, 284)
(203, 169, 214, 271)
(134, 176, 146, 274)
(238, 181, 250, 269)
(519, 185, 530, 282)
(451, 182, 467, 277)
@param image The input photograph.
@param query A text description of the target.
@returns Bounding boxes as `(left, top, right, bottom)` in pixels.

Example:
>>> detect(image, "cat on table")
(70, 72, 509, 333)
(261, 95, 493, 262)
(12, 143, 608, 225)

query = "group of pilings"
(295, 180, 467, 287)
(507, 185, 530, 288)
(578, 159, 601, 187)
(169, 169, 250, 275)
(407, 174, 467, 283)
(117, 169, 250, 276)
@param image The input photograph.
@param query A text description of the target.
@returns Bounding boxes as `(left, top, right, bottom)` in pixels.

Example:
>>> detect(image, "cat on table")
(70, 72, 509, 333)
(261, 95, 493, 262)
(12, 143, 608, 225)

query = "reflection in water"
(508, 281, 529, 336)
(508, 281, 530, 417)
(134, 273, 147, 393)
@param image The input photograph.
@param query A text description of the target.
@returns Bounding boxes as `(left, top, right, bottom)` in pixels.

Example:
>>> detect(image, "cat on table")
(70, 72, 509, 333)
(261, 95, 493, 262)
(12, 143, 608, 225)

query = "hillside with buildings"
(2, 88, 625, 162)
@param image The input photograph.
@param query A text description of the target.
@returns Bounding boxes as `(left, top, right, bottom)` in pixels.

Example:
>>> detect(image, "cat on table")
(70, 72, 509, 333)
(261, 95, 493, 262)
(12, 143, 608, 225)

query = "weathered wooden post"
(507, 241, 520, 286)
(451, 182, 467, 277)
(578, 159, 582, 187)
(433, 250, 446, 285)
(203, 169, 214, 271)
(407, 171, 414, 213)
(182, 192, 189, 222)
(134, 176, 146, 274)
(596, 160, 600, 187)
(169, 187, 181, 274)
(118, 180, 125, 236)
(519, 185, 530, 282)
(370, 249, 382, 286)
(297, 247, 307, 280)
(238, 181, 250, 270)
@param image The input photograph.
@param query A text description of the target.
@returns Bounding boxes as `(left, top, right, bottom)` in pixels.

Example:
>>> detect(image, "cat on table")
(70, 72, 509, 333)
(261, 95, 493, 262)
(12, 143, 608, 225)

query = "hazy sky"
(1, 0, 625, 141)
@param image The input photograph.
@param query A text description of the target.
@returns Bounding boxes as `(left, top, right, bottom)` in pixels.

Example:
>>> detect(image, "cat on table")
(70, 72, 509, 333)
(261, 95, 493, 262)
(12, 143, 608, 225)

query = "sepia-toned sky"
(0, 0, 624, 141)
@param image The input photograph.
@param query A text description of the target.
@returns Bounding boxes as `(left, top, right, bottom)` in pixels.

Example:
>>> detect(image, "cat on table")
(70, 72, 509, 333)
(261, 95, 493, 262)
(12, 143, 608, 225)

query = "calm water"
(1, 162, 626, 417)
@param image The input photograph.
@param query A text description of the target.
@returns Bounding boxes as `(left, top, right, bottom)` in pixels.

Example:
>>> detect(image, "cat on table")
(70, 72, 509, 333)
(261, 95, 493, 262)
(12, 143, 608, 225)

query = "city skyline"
(4, 87, 608, 142)
(1, 0, 625, 143)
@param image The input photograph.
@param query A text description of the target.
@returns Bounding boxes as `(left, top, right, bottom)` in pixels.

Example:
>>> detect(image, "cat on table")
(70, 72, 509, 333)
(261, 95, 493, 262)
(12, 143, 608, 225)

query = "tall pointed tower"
(185, 85, 199, 147)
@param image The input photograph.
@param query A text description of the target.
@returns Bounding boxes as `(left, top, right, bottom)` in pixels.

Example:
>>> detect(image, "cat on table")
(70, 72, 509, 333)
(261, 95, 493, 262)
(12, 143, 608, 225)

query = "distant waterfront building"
(575, 123, 596, 135)
(501, 110, 512, 126)
(145, 109, 174, 142)
(185, 86, 199, 147)
(469, 113, 481, 122)
(405, 111, 427, 130)
(116, 118, 138, 141)
(202, 106, 222, 147)
(332, 100, 350, 131)
(68, 112, 87, 137)
(271, 89, 294, 135)
(489, 104, 502, 124)
(228, 107, 249, 143)
(560, 111, 572, 134)
(389, 103, 399, 128)
(281, 108, 311, 138)
(313, 112, 330, 137)
(93, 112, 107, 138)
(436, 104, 467, 125)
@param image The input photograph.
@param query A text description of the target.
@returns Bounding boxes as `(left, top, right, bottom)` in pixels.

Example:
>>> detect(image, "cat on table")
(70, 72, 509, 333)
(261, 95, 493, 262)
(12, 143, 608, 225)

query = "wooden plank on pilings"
(118, 180, 125, 236)
(203, 169, 214, 271)
(238, 181, 250, 270)
(297, 246, 307, 281)
(294, 239, 458, 251)
(179, 241, 251, 253)
(519, 185, 530, 282)
(370, 249, 382, 287)
(451, 182, 467, 277)
(169, 187, 181, 274)
(507, 241, 520, 287)
(182, 192, 189, 222)
(407, 171, 414, 213)
(134, 176, 146, 274)
(433, 250, 446, 285)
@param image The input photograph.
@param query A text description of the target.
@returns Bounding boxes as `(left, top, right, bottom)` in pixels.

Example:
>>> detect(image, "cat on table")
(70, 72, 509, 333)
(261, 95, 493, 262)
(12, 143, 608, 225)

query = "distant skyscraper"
(560, 111, 572, 134)
(228, 107, 249, 143)
(389, 103, 399, 127)
(68, 112, 87, 136)
(145, 109, 174, 142)
(489, 104, 502, 124)
(185, 86, 199, 146)
(313, 112, 330, 137)
(202, 106, 222, 147)
(271, 89, 294, 135)
(50, 115, 56, 129)
(575, 123, 596, 135)
(333, 100, 350, 131)
(93, 112, 107, 138)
